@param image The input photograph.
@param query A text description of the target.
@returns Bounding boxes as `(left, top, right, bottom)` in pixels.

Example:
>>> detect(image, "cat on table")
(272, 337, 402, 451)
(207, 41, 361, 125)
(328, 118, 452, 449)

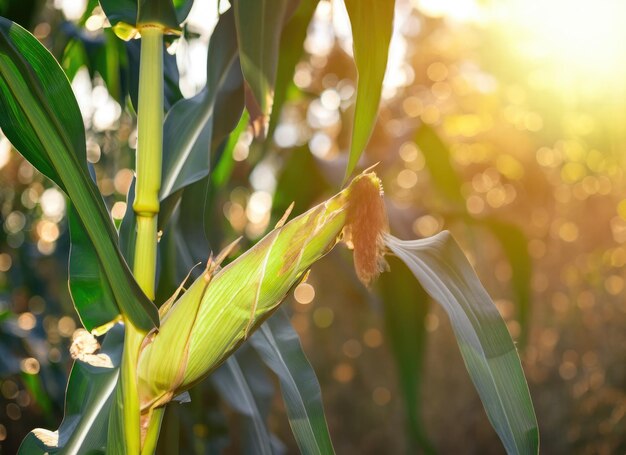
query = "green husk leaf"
(384, 231, 539, 455)
(343, 0, 394, 182)
(0, 17, 158, 331)
(137, 174, 384, 410)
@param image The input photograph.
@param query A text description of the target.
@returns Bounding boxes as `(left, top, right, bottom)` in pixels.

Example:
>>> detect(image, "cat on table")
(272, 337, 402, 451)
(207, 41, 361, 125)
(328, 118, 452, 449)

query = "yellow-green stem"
(133, 25, 163, 299)
(121, 320, 145, 454)
(122, 25, 164, 454)
(141, 407, 165, 455)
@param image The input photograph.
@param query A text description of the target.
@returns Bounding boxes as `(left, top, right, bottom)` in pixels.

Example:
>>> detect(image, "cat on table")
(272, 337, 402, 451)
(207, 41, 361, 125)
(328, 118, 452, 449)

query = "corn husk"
(137, 173, 387, 411)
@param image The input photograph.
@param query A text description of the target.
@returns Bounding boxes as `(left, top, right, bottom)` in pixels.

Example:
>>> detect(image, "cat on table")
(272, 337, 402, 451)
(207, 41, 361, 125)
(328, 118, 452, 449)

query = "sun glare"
(501, 0, 626, 84)
(413, 0, 626, 96)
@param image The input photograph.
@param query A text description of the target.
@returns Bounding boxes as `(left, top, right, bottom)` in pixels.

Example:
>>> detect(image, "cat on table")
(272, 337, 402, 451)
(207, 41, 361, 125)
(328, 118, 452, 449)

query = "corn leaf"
(18, 325, 124, 454)
(343, 0, 394, 182)
(384, 232, 539, 455)
(171, 0, 194, 24)
(415, 125, 532, 345)
(99, 0, 185, 29)
(61, 36, 89, 82)
(483, 220, 532, 347)
(268, 0, 320, 137)
(271, 147, 328, 222)
(137, 0, 179, 30)
(234, 0, 289, 134)
(414, 124, 465, 207)
(99, 0, 137, 27)
(68, 206, 119, 328)
(160, 8, 242, 200)
(0, 18, 158, 331)
(210, 111, 249, 189)
(60, 25, 129, 105)
(212, 351, 274, 455)
(378, 256, 434, 453)
(126, 36, 183, 111)
(250, 309, 335, 455)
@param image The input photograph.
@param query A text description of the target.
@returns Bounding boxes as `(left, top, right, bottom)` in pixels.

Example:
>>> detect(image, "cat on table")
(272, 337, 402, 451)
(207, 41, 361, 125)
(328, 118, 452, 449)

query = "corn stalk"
(118, 24, 164, 454)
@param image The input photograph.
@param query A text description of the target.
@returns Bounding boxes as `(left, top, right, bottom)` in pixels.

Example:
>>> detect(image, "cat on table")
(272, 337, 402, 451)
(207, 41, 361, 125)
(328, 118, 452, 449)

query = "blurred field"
(1, 0, 626, 453)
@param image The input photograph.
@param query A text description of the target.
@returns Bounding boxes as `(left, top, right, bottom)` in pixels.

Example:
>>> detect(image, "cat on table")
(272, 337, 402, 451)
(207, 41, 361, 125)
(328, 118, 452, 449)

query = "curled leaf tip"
(32, 429, 59, 447)
(345, 173, 388, 286)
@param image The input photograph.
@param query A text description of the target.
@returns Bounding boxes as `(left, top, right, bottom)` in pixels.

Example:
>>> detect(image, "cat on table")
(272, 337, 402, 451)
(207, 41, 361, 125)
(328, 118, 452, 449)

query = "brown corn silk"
(345, 173, 388, 285)
(136, 173, 387, 411)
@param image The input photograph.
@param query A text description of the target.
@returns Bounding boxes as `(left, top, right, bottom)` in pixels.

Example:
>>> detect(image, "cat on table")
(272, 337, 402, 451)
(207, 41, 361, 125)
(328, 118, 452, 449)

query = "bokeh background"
(1, 0, 626, 453)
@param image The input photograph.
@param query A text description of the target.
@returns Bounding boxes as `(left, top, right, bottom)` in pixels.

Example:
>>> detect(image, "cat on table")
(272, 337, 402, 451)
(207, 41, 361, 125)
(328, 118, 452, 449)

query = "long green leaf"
(234, 0, 289, 134)
(414, 124, 465, 207)
(384, 232, 539, 454)
(0, 18, 158, 330)
(99, 0, 137, 27)
(68, 206, 119, 328)
(126, 36, 183, 111)
(378, 256, 434, 453)
(251, 310, 335, 455)
(268, 0, 320, 137)
(212, 353, 274, 455)
(343, 0, 394, 182)
(18, 325, 124, 454)
(483, 219, 532, 347)
(414, 125, 532, 345)
(160, 8, 241, 200)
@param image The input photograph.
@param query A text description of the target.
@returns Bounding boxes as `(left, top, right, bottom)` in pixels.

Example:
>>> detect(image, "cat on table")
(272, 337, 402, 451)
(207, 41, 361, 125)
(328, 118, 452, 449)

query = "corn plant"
(0, 0, 539, 453)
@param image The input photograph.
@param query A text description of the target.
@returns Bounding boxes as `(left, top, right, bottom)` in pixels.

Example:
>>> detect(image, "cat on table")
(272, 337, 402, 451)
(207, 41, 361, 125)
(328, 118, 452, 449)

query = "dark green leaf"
(251, 309, 335, 455)
(210, 111, 249, 189)
(137, 0, 179, 30)
(483, 219, 532, 347)
(343, 0, 394, 182)
(212, 352, 274, 455)
(234, 0, 289, 133)
(268, 0, 319, 137)
(378, 256, 434, 453)
(61, 37, 89, 82)
(384, 232, 539, 455)
(415, 125, 532, 344)
(271, 146, 328, 221)
(0, 18, 158, 330)
(126, 37, 182, 111)
(68, 206, 119, 329)
(160, 8, 242, 200)
(99, 0, 137, 27)
(119, 178, 137, 266)
(172, 0, 194, 24)
(95, 29, 127, 103)
(414, 124, 465, 207)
